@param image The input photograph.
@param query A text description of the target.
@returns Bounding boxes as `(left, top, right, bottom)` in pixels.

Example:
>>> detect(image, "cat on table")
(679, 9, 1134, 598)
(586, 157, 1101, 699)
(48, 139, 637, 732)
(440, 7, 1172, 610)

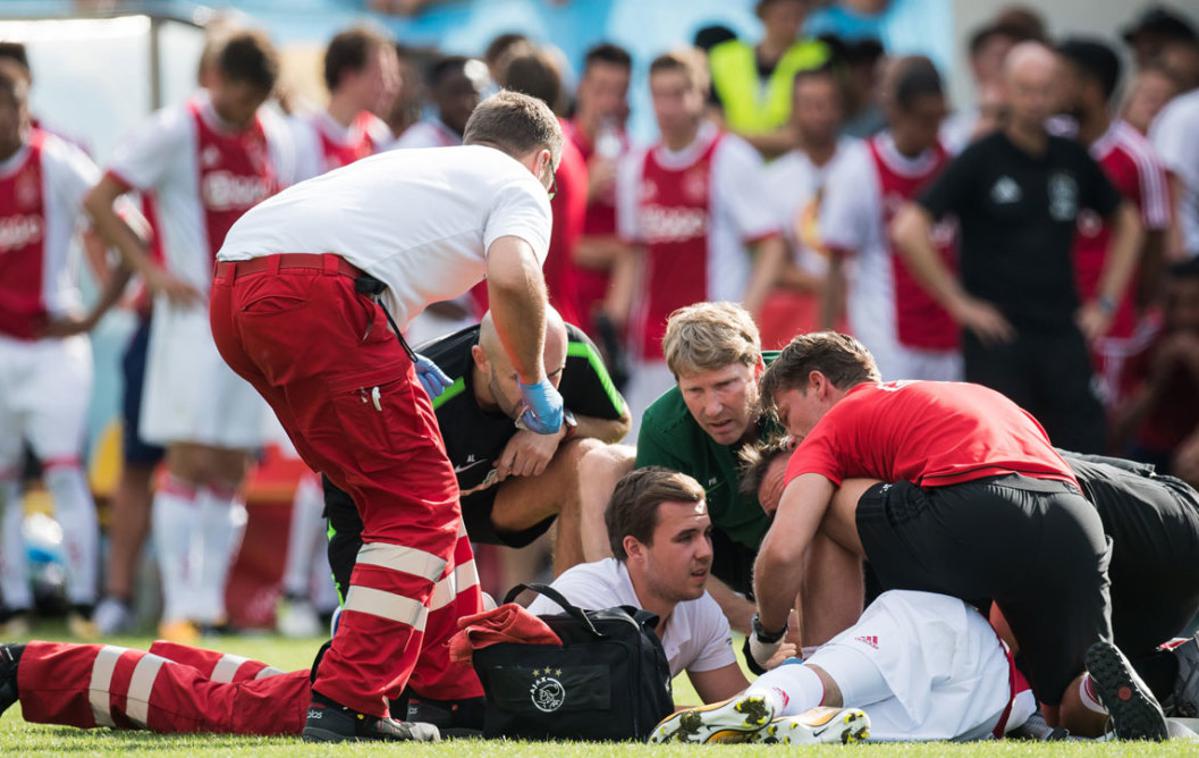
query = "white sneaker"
(277, 598, 321, 638)
(754, 706, 871, 744)
(650, 694, 774, 744)
(93, 598, 132, 636)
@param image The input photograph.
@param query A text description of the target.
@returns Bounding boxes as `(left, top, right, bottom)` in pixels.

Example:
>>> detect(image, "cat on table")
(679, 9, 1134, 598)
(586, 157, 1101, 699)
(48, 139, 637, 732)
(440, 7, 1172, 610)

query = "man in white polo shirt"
(528, 467, 769, 701)
(210, 90, 565, 743)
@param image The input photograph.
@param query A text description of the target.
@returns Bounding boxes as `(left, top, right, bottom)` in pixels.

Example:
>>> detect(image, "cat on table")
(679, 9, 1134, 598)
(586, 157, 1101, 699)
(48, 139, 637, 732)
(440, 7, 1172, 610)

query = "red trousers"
(210, 255, 483, 716)
(18, 640, 307, 734)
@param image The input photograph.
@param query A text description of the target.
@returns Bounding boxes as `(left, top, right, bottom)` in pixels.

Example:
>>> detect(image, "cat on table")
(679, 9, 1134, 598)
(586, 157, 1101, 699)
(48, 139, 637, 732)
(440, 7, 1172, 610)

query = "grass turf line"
(1, 631, 1194, 754)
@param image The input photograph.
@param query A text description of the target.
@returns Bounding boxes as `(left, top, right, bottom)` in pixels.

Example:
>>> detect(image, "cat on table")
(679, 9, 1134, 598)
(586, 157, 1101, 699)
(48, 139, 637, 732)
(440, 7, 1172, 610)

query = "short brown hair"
(501, 49, 564, 115)
(463, 89, 564, 168)
(759, 331, 880, 413)
(662, 302, 760, 378)
(649, 48, 710, 93)
(606, 467, 706, 560)
(217, 29, 280, 94)
(324, 25, 390, 92)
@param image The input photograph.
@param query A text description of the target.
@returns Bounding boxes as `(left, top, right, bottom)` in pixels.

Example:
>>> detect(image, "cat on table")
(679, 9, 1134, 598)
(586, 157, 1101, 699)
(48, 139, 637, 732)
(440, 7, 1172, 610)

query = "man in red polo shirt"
(746, 331, 1167, 741)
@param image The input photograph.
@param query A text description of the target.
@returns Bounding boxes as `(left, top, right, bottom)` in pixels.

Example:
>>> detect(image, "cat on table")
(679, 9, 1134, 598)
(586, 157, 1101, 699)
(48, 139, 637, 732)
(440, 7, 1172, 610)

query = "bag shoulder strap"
(504, 582, 604, 638)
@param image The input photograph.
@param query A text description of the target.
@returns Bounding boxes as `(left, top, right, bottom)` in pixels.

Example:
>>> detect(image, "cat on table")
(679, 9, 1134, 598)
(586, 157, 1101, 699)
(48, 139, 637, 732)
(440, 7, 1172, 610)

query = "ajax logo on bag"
(529, 668, 566, 713)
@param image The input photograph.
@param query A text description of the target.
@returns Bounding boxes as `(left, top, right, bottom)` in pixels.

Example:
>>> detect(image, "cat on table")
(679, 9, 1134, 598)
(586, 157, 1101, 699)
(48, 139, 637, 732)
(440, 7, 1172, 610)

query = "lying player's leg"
(659, 590, 1026, 744)
(1, 640, 307, 735)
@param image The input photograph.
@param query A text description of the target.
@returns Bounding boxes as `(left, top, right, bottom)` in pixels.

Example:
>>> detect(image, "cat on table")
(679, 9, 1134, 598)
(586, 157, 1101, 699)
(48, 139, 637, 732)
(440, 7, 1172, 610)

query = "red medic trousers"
(17, 640, 307, 734)
(209, 254, 483, 717)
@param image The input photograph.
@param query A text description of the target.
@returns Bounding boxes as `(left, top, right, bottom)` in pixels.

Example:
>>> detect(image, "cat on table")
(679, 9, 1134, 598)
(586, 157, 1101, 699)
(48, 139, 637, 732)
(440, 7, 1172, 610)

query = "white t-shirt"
(218, 144, 552, 329)
(107, 93, 295, 291)
(1151, 88, 1199, 256)
(290, 109, 394, 182)
(526, 558, 736, 678)
(392, 119, 461, 150)
(762, 138, 857, 278)
(819, 133, 953, 371)
(615, 121, 780, 305)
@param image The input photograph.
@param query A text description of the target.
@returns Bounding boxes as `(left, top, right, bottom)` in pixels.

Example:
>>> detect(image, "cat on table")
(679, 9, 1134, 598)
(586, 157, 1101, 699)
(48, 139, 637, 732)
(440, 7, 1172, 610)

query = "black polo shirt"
(418, 322, 626, 495)
(919, 130, 1123, 330)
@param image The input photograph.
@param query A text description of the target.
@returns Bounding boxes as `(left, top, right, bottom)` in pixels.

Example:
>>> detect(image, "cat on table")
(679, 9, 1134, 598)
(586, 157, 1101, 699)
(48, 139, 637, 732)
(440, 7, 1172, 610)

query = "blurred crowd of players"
(1, 0, 1198, 643)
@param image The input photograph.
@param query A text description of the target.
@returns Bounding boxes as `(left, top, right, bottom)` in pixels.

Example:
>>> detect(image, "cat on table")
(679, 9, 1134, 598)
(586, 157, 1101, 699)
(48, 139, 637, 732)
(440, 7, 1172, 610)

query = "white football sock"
(1079, 673, 1108, 715)
(152, 476, 200, 622)
(282, 472, 323, 598)
(0, 478, 31, 611)
(805, 643, 892, 708)
(747, 662, 826, 717)
(193, 484, 246, 625)
(43, 465, 99, 606)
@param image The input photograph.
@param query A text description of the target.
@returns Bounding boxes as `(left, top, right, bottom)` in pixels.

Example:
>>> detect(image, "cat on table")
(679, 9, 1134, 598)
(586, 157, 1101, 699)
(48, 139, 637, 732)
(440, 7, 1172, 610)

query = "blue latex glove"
(414, 353, 453, 399)
(517, 377, 565, 434)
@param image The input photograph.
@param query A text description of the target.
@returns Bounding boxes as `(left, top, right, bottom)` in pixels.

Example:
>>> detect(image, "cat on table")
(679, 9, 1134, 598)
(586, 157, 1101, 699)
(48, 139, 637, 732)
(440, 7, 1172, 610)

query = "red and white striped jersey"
(290, 109, 393, 182)
(0, 129, 100, 339)
(616, 122, 780, 358)
(1073, 119, 1171, 338)
(820, 132, 957, 374)
(106, 93, 293, 292)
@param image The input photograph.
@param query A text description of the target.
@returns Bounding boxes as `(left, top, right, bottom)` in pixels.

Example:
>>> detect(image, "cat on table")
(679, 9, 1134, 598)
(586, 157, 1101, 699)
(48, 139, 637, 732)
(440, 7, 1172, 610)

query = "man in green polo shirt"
(709, 0, 828, 157)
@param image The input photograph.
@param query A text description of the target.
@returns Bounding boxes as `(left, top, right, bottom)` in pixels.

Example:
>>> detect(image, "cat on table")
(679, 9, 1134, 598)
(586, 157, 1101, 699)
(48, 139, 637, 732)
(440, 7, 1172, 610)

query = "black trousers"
(856, 474, 1112, 706)
(963, 327, 1105, 453)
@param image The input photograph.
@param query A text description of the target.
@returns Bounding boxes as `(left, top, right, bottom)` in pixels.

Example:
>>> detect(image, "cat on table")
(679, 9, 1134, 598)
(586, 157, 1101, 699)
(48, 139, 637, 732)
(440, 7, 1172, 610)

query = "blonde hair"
(662, 302, 761, 378)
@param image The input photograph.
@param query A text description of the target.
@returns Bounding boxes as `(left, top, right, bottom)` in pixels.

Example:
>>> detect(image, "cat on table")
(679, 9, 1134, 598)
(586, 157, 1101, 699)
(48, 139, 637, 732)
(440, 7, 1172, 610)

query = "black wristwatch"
(751, 612, 788, 644)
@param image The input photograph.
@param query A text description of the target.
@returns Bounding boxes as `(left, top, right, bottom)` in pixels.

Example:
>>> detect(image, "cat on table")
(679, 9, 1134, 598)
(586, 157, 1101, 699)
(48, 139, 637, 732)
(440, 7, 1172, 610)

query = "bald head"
(474, 307, 568, 418)
(1002, 41, 1057, 132)
(478, 307, 567, 368)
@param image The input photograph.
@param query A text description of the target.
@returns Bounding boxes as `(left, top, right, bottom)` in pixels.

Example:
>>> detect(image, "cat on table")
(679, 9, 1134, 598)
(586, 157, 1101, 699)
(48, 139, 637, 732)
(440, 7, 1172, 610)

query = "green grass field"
(1, 629, 1195, 756)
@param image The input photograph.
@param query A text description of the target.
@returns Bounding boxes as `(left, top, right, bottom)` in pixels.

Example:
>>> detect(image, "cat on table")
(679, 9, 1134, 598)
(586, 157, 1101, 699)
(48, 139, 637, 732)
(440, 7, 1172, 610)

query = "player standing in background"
(759, 65, 854, 349)
(1057, 38, 1172, 412)
(0, 62, 136, 637)
(615, 49, 785, 437)
(84, 29, 293, 641)
(563, 43, 633, 343)
(392, 55, 487, 150)
(290, 26, 398, 182)
(820, 56, 960, 381)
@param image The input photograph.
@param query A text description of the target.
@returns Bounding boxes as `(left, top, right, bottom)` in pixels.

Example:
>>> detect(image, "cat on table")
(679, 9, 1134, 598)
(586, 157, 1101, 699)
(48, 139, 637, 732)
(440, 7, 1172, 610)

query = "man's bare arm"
(486, 235, 550, 384)
(753, 473, 836, 632)
(1079, 202, 1144, 340)
(84, 175, 200, 307)
(706, 575, 755, 634)
(742, 235, 787, 319)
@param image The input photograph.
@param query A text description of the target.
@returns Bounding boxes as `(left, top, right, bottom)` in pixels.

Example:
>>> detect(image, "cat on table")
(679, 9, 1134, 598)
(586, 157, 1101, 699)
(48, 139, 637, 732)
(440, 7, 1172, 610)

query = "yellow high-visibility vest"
(709, 38, 829, 135)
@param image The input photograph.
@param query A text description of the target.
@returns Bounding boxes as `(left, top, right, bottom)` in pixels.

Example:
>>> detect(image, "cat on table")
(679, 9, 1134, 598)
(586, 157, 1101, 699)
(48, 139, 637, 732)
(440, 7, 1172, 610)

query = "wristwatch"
(561, 409, 578, 439)
(751, 612, 788, 644)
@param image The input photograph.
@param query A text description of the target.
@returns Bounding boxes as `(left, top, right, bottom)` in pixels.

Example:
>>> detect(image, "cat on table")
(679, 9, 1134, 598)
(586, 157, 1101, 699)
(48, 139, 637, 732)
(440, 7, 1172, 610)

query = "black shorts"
(1107, 475, 1199, 657)
(460, 485, 556, 549)
(856, 474, 1112, 706)
(120, 316, 165, 466)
